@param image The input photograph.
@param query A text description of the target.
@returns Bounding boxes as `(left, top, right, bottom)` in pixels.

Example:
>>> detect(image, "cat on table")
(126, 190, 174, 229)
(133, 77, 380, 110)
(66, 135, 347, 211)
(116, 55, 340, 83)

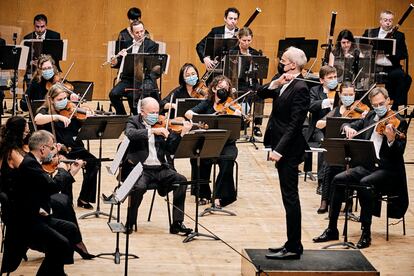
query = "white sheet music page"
(107, 137, 130, 175)
(115, 162, 142, 202)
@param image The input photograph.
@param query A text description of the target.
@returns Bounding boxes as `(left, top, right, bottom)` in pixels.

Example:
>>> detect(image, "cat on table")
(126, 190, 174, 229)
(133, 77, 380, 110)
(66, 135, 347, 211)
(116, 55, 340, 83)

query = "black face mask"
(23, 132, 31, 146)
(277, 62, 287, 75)
(216, 88, 229, 103)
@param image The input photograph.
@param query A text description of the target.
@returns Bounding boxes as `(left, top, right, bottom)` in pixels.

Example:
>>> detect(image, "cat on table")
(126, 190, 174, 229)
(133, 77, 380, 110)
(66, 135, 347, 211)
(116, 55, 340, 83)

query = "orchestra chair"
(376, 192, 406, 241)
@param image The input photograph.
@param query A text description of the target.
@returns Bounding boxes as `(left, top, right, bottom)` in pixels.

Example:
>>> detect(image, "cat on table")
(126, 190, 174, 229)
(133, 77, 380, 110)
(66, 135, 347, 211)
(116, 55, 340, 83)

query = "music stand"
(23, 39, 64, 71)
(174, 129, 230, 243)
(69, 81, 94, 101)
(321, 138, 378, 249)
(174, 98, 204, 118)
(277, 38, 319, 60)
(204, 37, 238, 59)
(325, 117, 358, 139)
(77, 115, 129, 219)
(0, 45, 21, 116)
(193, 115, 241, 216)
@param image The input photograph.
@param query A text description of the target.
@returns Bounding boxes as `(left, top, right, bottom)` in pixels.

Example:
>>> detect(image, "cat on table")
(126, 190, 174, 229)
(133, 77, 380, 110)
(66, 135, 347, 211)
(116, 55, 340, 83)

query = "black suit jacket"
(124, 115, 181, 165)
(113, 37, 159, 70)
(257, 74, 310, 162)
(344, 111, 408, 218)
(196, 26, 228, 63)
(23, 29, 61, 40)
(362, 28, 408, 69)
(307, 85, 331, 140)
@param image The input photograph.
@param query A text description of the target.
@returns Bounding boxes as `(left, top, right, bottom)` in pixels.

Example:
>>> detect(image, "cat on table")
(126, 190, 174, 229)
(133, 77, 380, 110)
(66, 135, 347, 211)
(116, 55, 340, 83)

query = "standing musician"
(121, 97, 193, 235)
(185, 75, 241, 208)
(20, 54, 78, 112)
(257, 47, 310, 260)
(117, 7, 145, 46)
(196, 7, 240, 71)
(313, 87, 408, 249)
(363, 10, 410, 110)
(160, 63, 202, 115)
(229, 26, 264, 137)
(109, 20, 159, 115)
(34, 84, 99, 210)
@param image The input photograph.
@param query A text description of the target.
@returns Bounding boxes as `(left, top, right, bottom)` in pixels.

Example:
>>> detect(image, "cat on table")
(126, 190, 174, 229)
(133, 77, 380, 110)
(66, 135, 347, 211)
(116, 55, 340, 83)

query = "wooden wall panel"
(0, 0, 413, 103)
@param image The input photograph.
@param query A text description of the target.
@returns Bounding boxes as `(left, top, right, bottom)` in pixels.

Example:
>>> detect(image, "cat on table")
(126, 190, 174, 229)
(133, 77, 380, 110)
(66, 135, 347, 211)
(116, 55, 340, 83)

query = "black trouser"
(190, 142, 238, 207)
(385, 67, 407, 109)
(67, 147, 99, 203)
(320, 165, 344, 202)
(50, 193, 82, 238)
(29, 216, 80, 276)
(328, 166, 394, 231)
(276, 156, 302, 252)
(126, 166, 187, 229)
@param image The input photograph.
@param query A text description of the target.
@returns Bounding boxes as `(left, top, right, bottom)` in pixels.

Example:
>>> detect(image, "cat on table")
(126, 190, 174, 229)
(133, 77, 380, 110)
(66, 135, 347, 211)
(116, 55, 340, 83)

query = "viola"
(153, 115, 208, 133)
(375, 110, 406, 139)
(343, 102, 370, 118)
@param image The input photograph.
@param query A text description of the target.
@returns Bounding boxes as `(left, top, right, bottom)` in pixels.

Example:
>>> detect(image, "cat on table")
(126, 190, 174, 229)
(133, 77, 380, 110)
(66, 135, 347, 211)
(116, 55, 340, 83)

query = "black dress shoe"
(170, 221, 192, 235)
(265, 248, 301, 260)
(268, 246, 285, 253)
(313, 228, 339, 243)
(253, 126, 263, 137)
(77, 199, 93, 210)
(356, 231, 371, 249)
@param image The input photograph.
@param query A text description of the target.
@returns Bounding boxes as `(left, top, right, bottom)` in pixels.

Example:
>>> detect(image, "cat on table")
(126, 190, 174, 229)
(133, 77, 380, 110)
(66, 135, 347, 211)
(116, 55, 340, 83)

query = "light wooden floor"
(2, 103, 414, 276)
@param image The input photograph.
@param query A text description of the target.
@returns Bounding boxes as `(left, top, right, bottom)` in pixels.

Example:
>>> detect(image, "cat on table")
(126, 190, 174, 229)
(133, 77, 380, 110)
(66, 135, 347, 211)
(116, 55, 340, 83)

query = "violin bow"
(61, 61, 75, 83)
(343, 83, 376, 117)
(352, 106, 409, 137)
(213, 90, 252, 115)
(68, 83, 93, 120)
(351, 67, 364, 85)
(165, 92, 175, 131)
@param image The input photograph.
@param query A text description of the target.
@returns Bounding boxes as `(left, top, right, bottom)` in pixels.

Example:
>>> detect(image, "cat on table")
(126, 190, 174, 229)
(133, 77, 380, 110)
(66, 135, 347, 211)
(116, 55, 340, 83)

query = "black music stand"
(321, 138, 377, 249)
(193, 115, 241, 216)
(174, 98, 204, 118)
(23, 39, 64, 72)
(325, 117, 358, 139)
(77, 115, 129, 219)
(204, 37, 238, 59)
(277, 38, 319, 60)
(174, 129, 230, 243)
(0, 45, 22, 116)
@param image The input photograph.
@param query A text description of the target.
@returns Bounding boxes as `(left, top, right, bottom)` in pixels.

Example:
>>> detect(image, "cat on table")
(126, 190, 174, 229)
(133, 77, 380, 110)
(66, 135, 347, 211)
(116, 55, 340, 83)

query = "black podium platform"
(241, 249, 379, 276)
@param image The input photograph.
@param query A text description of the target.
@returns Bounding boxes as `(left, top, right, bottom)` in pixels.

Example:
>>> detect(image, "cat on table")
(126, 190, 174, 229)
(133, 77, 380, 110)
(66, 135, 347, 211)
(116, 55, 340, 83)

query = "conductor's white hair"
(284, 47, 307, 70)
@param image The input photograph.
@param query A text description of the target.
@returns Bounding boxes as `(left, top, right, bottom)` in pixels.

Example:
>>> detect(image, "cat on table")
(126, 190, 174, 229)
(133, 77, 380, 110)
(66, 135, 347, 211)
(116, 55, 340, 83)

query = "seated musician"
(185, 75, 241, 207)
(109, 20, 159, 115)
(363, 10, 410, 110)
(34, 84, 99, 210)
(313, 87, 408, 249)
(160, 63, 202, 115)
(196, 7, 239, 72)
(11, 130, 83, 275)
(20, 54, 78, 112)
(122, 97, 193, 235)
(328, 29, 359, 67)
(229, 26, 264, 137)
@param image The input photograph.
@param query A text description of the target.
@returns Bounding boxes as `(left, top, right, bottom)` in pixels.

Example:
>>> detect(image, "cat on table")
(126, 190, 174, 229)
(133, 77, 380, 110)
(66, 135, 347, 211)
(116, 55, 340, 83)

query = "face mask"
(326, 79, 338, 90)
(216, 88, 229, 102)
(42, 68, 54, 80)
(374, 105, 388, 117)
(185, 75, 198, 86)
(54, 98, 68, 110)
(43, 152, 54, 163)
(277, 62, 286, 75)
(341, 95, 355, 107)
(144, 113, 159, 126)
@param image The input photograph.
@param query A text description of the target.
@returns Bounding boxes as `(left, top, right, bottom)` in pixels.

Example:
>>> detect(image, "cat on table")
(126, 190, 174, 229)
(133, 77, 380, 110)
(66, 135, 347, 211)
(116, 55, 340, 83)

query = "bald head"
(140, 97, 159, 115)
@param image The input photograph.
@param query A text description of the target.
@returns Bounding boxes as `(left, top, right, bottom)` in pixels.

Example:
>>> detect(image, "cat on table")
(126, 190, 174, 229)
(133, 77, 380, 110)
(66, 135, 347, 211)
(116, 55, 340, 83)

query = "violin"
(46, 74, 74, 92)
(58, 100, 93, 121)
(42, 154, 86, 174)
(153, 115, 208, 133)
(213, 97, 242, 115)
(191, 82, 209, 99)
(375, 110, 406, 139)
(343, 102, 370, 118)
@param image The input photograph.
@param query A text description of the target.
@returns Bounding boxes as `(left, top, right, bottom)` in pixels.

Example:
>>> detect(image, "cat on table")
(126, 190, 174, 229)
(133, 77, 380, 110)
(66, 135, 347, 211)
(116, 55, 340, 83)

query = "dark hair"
(33, 14, 47, 24)
(319, 65, 337, 79)
(207, 75, 235, 102)
(332, 29, 356, 57)
(130, 20, 145, 30)
(339, 81, 355, 93)
(224, 7, 240, 18)
(0, 116, 27, 159)
(127, 7, 142, 20)
(178, 63, 199, 87)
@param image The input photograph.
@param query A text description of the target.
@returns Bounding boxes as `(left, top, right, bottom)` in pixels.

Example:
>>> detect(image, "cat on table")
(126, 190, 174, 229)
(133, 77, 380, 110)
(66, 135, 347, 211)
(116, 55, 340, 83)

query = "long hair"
(178, 63, 199, 88)
(37, 83, 66, 114)
(0, 116, 26, 160)
(32, 54, 58, 83)
(332, 29, 356, 57)
(207, 75, 235, 103)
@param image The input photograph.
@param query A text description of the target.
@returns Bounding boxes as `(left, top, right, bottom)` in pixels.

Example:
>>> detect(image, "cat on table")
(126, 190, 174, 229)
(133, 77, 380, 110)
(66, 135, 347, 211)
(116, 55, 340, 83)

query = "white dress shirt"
(143, 121, 161, 166)
(224, 26, 236, 39)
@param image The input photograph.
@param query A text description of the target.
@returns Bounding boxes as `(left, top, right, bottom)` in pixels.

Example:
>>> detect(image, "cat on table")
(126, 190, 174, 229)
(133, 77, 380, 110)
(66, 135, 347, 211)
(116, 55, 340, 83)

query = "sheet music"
(106, 40, 116, 62)
(164, 54, 170, 74)
(107, 137, 130, 175)
(114, 163, 142, 202)
(17, 45, 29, 70)
(62, 39, 68, 61)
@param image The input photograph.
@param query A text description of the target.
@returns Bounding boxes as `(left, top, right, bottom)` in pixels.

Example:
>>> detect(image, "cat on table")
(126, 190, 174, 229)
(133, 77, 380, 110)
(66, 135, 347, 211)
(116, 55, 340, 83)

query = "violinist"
(109, 20, 159, 115)
(159, 63, 203, 116)
(185, 75, 240, 208)
(229, 27, 264, 137)
(120, 97, 193, 235)
(313, 87, 408, 249)
(363, 10, 410, 110)
(34, 84, 99, 210)
(21, 54, 78, 112)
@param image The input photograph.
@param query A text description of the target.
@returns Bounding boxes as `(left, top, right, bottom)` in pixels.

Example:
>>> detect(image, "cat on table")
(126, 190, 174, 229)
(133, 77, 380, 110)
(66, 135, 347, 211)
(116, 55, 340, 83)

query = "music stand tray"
(174, 129, 230, 243)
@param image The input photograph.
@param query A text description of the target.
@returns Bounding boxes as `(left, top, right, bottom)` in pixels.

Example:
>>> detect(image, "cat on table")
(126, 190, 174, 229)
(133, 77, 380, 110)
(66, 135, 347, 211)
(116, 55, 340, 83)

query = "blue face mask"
(144, 113, 159, 126)
(42, 68, 54, 80)
(341, 95, 355, 107)
(54, 98, 68, 110)
(374, 105, 388, 117)
(185, 75, 198, 86)
(326, 79, 338, 90)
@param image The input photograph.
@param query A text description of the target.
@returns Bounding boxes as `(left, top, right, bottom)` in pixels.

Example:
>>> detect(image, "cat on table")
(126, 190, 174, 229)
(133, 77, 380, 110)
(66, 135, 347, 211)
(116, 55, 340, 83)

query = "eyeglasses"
(43, 144, 56, 151)
(371, 101, 386, 108)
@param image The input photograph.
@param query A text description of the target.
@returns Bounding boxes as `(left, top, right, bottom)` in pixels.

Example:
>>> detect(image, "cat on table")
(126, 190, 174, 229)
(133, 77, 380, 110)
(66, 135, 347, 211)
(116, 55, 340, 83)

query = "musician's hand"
(110, 58, 118, 66)
(203, 57, 216, 70)
(69, 93, 79, 102)
(269, 151, 281, 162)
(69, 159, 83, 176)
(269, 73, 294, 89)
(316, 120, 326, 129)
(57, 115, 71, 128)
(119, 49, 127, 57)
(361, 110, 369, 118)
(344, 126, 357, 139)
(181, 121, 193, 136)
(384, 123, 396, 142)
(152, 127, 170, 138)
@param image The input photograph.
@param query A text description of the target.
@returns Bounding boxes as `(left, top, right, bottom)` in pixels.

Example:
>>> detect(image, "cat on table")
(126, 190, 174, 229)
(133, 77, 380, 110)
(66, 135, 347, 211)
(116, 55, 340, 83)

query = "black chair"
(377, 193, 406, 241)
